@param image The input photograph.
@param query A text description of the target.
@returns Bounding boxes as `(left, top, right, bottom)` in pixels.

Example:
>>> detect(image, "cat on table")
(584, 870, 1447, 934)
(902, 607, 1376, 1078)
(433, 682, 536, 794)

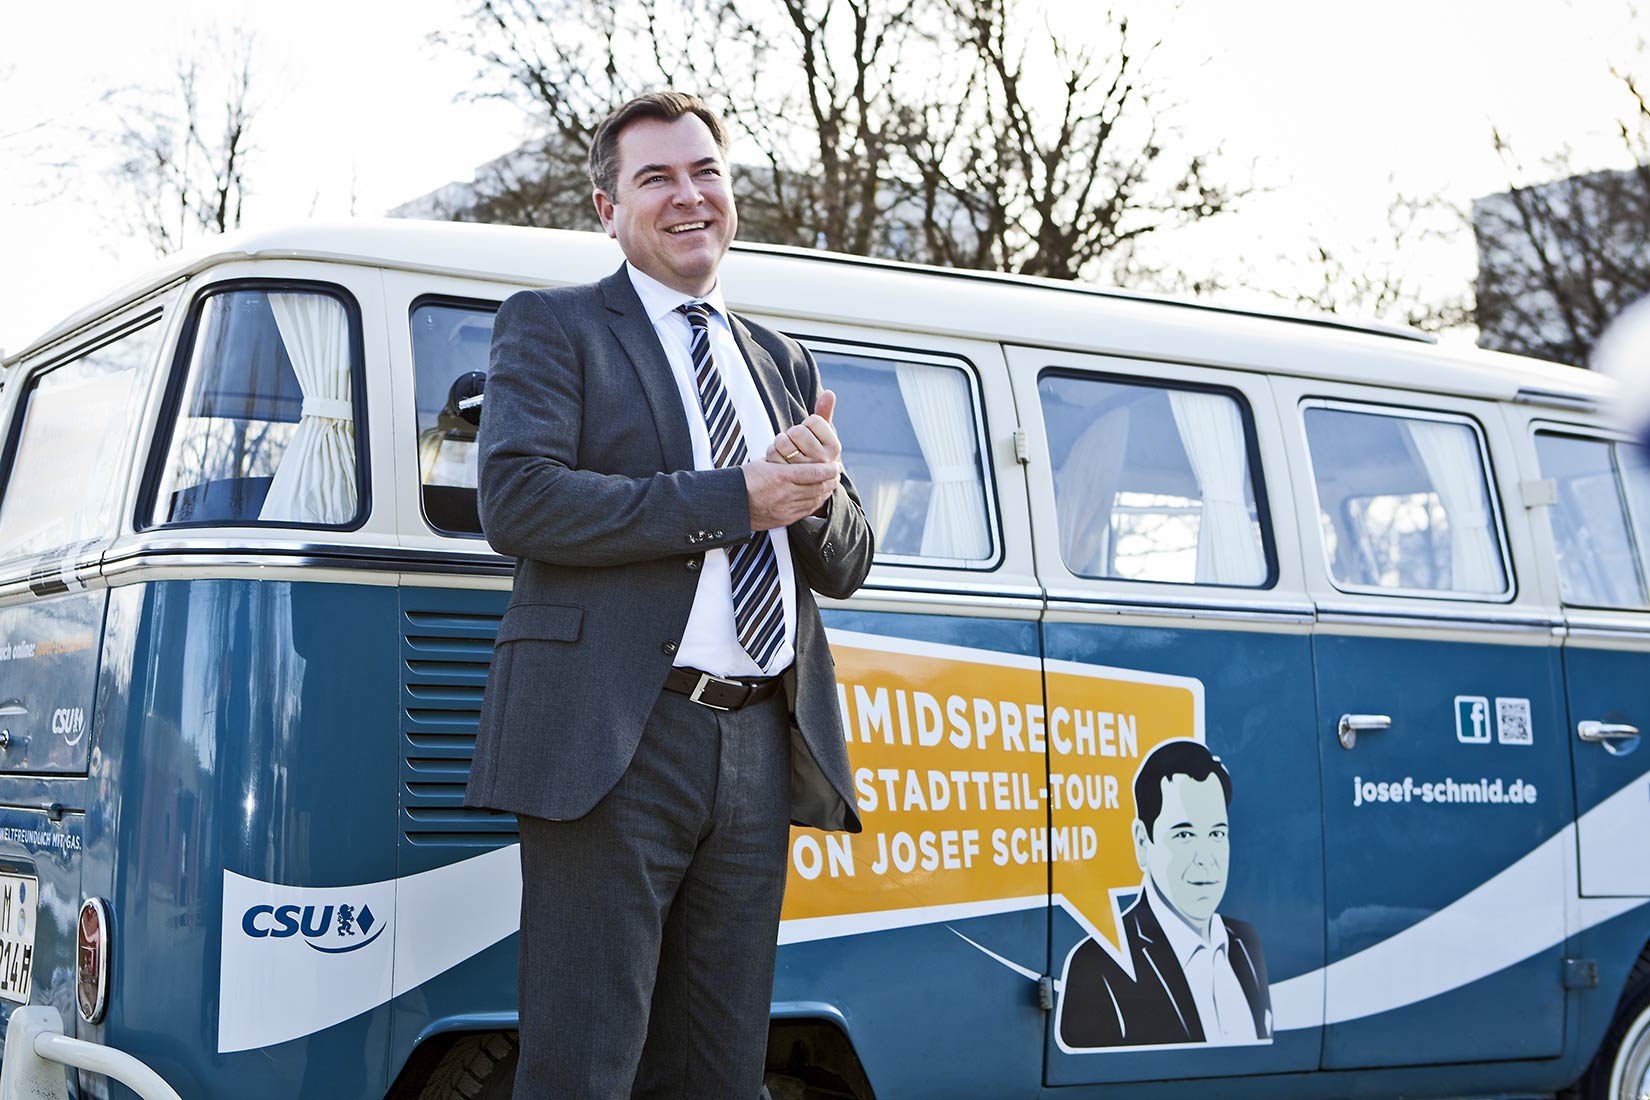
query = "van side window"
(1534, 432, 1649, 608)
(409, 301, 493, 535)
(812, 348, 994, 564)
(0, 316, 163, 559)
(149, 288, 363, 528)
(1304, 405, 1508, 596)
(1627, 446, 1650, 566)
(1037, 374, 1270, 586)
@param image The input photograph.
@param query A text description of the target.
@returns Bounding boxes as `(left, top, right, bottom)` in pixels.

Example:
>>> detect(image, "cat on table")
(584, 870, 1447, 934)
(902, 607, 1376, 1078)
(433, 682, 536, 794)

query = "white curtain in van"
(895, 364, 989, 559)
(868, 480, 902, 546)
(1168, 390, 1265, 585)
(261, 294, 357, 525)
(1055, 405, 1129, 576)
(1405, 418, 1502, 593)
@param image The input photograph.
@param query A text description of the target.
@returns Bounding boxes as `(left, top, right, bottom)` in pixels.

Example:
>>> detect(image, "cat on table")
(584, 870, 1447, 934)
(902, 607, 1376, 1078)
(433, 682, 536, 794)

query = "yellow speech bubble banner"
(781, 630, 1203, 957)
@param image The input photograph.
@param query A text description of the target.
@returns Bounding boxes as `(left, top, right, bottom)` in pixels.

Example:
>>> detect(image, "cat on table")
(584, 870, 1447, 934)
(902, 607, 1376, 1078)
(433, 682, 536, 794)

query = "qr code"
(1496, 697, 1533, 745)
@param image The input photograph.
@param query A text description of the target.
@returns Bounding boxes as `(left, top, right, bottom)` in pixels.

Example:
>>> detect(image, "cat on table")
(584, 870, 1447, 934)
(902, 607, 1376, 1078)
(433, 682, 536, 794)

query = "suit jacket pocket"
(496, 602, 584, 644)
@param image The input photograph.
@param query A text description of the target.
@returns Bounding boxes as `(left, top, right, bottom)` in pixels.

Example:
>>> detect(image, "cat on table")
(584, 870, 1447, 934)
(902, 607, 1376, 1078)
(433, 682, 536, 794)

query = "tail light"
(76, 897, 110, 1023)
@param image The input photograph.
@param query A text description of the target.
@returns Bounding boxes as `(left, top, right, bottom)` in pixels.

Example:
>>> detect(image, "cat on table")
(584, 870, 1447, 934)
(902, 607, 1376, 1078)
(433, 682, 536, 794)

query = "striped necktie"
(678, 302, 785, 670)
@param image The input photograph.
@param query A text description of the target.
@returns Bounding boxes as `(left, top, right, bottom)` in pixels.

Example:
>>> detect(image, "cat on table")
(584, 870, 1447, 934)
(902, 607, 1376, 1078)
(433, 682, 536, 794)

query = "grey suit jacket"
(1059, 891, 1271, 1048)
(464, 264, 872, 832)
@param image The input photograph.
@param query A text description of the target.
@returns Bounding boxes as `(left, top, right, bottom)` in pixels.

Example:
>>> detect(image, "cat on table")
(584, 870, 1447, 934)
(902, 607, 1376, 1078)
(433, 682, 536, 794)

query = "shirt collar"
(1143, 875, 1228, 967)
(626, 263, 729, 328)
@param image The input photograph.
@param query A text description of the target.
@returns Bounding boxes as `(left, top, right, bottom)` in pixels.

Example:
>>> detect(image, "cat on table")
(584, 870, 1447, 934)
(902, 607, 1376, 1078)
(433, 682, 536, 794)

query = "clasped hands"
(743, 390, 841, 531)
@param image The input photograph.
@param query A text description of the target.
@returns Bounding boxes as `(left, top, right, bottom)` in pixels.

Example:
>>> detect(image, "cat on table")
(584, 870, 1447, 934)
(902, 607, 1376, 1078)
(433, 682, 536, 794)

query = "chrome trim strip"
(1045, 598, 1315, 625)
(1566, 626, 1650, 644)
(860, 579, 1044, 601)
(107, 534, 503, 561)
(1315, 602, 1560, 629)
(1564, 615, 1650, 635)
(1515, 387, 1599, 412)
(0, 540, 1047, 601)
(1316, 611, 1560, 635)
(98, 543, 514, 580)
(1045, 587, 1316, 617)
(846, 587, 1043, 613)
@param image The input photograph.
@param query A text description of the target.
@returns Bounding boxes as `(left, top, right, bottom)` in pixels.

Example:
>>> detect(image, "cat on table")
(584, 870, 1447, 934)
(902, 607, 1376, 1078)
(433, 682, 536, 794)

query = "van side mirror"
(448, 371, 486, 427)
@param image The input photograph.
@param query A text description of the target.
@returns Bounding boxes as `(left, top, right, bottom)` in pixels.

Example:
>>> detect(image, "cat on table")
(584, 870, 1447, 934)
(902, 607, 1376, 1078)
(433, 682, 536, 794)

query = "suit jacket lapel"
(730, 314, 797, 435)
(1132, 895, 1205, 1042)
(600, 265, 694, 472)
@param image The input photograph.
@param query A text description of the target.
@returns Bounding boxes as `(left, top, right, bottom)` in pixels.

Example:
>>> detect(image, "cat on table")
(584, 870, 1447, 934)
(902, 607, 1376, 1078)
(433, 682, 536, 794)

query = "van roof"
(5, 218, 1614, 410)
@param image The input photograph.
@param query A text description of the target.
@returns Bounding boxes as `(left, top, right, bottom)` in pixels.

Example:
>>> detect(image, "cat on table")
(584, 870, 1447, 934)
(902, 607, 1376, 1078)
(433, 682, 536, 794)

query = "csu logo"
(51, 707, 86, 746)
(241, 901, 386, 953)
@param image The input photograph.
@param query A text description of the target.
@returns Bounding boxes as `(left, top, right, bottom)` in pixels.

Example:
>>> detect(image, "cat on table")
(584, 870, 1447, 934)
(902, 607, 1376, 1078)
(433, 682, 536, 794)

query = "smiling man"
(466, 92, 873, 1099)
(1057, 739, 1272, 1050)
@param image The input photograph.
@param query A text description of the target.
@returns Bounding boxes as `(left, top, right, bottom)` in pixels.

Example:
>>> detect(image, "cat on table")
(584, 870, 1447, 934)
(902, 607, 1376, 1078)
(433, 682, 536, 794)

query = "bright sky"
(1, 0, 1642, 354)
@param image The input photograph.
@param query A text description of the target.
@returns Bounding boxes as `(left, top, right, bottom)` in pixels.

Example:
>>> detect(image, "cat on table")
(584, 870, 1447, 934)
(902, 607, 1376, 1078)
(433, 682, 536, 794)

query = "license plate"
(0, 872, 37, 1003)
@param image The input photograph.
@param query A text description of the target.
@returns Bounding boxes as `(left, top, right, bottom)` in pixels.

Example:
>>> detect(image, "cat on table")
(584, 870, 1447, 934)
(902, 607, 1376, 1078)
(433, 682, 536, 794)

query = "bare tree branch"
(433, 0, 1246, 282)
(1475, 49, 1650, 367)
(106, 27, 259, 256)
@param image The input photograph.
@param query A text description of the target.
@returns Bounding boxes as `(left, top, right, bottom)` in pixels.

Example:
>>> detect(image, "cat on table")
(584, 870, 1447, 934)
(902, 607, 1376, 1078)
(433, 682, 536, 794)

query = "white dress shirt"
(1143, 876, 1259, 1044)
(627, 265, 798, 678)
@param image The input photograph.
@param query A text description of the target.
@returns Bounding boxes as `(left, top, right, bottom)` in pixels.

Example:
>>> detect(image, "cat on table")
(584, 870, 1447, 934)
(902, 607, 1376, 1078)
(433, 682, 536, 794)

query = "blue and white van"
(0, 219, 1645, 1100)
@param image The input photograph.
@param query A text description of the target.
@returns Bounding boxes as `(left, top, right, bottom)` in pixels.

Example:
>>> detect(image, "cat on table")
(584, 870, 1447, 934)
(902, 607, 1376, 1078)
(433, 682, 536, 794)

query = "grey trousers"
(513, 687, 792, 1100)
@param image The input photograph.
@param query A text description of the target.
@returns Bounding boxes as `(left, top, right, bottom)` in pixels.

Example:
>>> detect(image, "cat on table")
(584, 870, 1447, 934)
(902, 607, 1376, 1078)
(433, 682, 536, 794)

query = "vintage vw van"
(0, 219, 1645, 1100)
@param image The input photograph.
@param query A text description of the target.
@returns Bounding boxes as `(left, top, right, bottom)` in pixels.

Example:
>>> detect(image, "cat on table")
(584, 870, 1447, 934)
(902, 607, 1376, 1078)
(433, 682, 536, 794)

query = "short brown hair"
(588, 91, 730, 197)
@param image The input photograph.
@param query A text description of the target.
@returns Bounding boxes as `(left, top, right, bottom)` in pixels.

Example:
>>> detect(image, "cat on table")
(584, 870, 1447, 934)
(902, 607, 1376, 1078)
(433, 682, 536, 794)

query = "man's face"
(1133, 773, 1230, 927)
(592, 113, 737, 297)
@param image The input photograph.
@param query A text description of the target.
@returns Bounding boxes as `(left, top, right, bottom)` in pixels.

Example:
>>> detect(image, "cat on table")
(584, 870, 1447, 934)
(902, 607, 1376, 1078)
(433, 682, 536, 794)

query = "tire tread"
(415, 1032, 520, 1100)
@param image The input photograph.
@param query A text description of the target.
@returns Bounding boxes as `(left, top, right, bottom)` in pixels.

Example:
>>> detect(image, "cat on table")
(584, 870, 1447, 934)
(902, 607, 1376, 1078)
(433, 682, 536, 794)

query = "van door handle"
(1578, 720, 1641, 756)
(1337, 713, 1392, 751)
(0, 700, 25, 754)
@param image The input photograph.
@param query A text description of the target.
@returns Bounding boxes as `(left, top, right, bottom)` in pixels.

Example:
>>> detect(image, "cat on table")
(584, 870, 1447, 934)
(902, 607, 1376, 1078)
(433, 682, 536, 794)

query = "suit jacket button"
(662, 641, 678, 655)
(686, 559, 701, 572)
(714, 529, 724, 538)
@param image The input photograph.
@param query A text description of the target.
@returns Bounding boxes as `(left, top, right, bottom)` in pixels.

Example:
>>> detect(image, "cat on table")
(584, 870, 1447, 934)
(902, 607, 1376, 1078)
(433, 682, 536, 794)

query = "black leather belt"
(663, 666, 783, 711)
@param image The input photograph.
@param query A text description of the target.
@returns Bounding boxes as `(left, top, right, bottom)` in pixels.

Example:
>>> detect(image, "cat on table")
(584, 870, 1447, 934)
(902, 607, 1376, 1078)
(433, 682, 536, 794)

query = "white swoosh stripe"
(949, 927, 1042, 981)
(1273, 767, 1650, 1031)
(220, 768, 1650, 1048)
(392, 843, 523, 996)
(778, 894, 1045, 945)
(1273, 827, 1572, 1030)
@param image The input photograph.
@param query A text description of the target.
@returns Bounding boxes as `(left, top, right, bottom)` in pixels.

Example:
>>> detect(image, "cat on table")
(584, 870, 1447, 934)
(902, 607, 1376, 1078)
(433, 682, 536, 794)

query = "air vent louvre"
(399, 590, 515, 870)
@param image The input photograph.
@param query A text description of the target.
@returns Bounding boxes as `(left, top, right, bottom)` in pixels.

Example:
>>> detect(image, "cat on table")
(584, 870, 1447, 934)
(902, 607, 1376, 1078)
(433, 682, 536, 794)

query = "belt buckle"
(688, 671, 734, 711)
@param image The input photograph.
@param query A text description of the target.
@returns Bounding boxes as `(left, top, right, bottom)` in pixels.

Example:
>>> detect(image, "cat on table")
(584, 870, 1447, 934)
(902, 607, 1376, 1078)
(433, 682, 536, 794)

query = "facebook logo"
(1455, 696, 1492, 744)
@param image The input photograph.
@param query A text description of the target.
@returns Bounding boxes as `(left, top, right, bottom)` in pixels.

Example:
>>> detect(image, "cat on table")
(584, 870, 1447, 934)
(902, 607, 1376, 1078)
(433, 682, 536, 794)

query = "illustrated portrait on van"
(1057, 738, 1272, 1050)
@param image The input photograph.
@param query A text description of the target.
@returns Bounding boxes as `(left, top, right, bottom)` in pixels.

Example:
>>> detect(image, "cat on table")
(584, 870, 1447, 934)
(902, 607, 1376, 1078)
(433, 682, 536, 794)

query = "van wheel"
(415, 1031, 518, 1100)
(1573, 956, 1650, 1100)
(762, 1071, 858, 1099)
